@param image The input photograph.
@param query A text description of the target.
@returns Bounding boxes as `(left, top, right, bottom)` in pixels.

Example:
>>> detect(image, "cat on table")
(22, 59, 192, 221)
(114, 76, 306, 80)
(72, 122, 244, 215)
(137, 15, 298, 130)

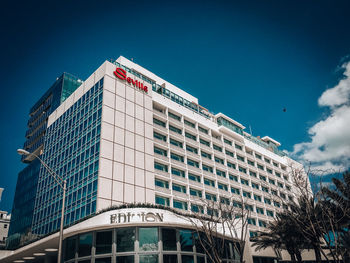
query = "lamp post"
(17, 149, 66, 263)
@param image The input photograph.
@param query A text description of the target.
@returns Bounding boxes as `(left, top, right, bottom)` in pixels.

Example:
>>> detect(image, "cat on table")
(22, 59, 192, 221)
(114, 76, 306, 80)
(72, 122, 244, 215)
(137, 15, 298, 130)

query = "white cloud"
(292, 62, 350, 174)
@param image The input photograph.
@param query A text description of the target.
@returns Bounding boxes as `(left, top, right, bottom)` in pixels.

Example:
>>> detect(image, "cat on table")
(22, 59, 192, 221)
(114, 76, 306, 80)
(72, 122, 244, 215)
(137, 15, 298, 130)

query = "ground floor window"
(63, 226, 240, 263)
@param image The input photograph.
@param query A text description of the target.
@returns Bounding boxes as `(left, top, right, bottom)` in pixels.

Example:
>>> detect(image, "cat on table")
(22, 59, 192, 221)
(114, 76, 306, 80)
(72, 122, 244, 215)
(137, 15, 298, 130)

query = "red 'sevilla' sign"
(114, 67, 148, 93)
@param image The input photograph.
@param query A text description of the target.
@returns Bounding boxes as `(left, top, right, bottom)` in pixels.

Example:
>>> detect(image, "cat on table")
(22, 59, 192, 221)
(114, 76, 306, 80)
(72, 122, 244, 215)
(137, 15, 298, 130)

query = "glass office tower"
(7, 73, 81, 248)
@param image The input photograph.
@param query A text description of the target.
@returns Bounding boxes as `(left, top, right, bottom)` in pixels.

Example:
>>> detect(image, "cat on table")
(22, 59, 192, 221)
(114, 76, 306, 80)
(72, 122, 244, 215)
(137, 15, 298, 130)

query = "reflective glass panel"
(162, 228, 177, 251)
(116, 255, 134, 263)
(64, 236, 76, 260)
(181, 255, 194, 263)
(78, 232, 92, 257)
(179, 229, 193, 251)
(139, 255, 159, 263)
(96, 231, 112, 254)
(139, 227, 158, 251)
(117, 228, 135, 252)
(95, 258, 111, 263)
(163, 254, 178, 263)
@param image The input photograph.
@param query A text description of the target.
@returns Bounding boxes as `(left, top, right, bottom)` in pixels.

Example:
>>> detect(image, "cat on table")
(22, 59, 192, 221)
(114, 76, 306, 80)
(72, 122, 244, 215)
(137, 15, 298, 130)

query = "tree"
(186, 196, 251, 263)
(252, 212, 305, 263)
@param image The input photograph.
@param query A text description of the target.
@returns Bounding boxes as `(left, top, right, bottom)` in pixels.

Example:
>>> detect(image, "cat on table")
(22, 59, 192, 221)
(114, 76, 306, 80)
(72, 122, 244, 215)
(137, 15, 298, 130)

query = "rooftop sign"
(114, 67, 148, 93)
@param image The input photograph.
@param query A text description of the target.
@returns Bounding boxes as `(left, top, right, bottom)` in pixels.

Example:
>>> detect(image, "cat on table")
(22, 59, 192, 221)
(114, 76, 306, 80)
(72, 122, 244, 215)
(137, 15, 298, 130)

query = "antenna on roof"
(249, 125, 253, 135)
(131, 58, 134, 62)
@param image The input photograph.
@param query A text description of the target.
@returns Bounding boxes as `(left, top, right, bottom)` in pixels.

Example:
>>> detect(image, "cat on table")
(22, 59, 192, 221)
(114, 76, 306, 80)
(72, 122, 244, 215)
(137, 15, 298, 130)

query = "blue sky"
(0, 0, 350, 212)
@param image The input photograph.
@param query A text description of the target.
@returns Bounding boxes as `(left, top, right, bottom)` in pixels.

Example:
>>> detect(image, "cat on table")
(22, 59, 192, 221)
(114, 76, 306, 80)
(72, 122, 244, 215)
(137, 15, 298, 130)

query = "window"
(248, 159, 255, 166)
(256, 207, 264, 215)
(202, 164, 213, 173)
(225, 150, 234, 157)
(280, 192, 286, 199)
(248, 218, 256, 225)
(267, 168, 273, 174)
(189, 188, 202, 197)
(184, 119, 195, 128)
(154, 132, 166, 141)
(204, 178, 215, 187)
(250, 171, 257, 177)
(269, 178, 275, 185)
(171, 152, 184, 162)
(255, 153, 262, 159)
(238, 166, 247, 174)
(154, 162, 168, 172)
(198, 126, 208, 134)
(154, 146, 167, 156)
(155, 178, 169, 188)
(185, 132, 196, 141)
(264, 157, 270, 163)
(260, 175, 266, 181)
(278, 182, 284, 188)
(243, 191, 251, 198)
(201, 151, 211, 159)
(170, 138, 183, 148)
(191, 204, 204, 214)
(205, 192, 217, 201)
(259, 220, 267, 227)
(213, 144, 222, 152)
(251, 182, 259, 190)
(171, 168, 185, 178)
(153, 118, 166, 127)
(231, 187, 240, 195)
(169, 125, 182, 134)
(274, 201, 281, 208)
(266, 210, 274, 217)
(264, 198, 271, 205)
(273, 162, 279, 167)
(237, 155, 245, 162)
(241, 178, 249, 186)
(173, 183, 186, 193)
(173, 200, 188, 210)
(162, 228, 177, 251)
(179, 229, 193, 251)
(199, 138, 210, 147)
(271, 189, 278, 196)
(286, 185, 291, 191)
(254, 194, 262, 202)
(229, 174, 238, 182)
(116, 228, 135, 252)
(168, 112, 181, 121)
(257, 164, 264, 170)
(155, 195, 170, 206)
(227, 162, 236, 169)
(224, 138, 232, 145)
(78, 232, 93, 257)
(139, 227, 158, 251)
(284, 175, 289, 181)
(214, 156, 224, 164)
(218, 183, 228, 191)
(275, 172, 281, 178)
(245, 204, 254, 212)
(96, 231, 112, 254)
(220, 197, 230, 205)
(216, 169, 226, 178)
(261, 186, 269, 193)
(188, 173, 201, 182)
(250, 231, 258, 238)
(235, 144, 243, 150)
(187, 158, 199, 168)
(186, 145, 198, 154)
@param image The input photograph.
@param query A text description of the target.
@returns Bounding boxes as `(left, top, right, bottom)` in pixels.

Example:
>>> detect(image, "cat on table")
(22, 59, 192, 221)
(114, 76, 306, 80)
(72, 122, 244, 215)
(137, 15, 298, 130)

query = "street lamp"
(17, 149, 67, 263)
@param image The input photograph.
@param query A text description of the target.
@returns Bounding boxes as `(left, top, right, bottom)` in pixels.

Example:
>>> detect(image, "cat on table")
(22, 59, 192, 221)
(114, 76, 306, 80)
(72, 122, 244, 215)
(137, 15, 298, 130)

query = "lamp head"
(17, 149, 30, 156)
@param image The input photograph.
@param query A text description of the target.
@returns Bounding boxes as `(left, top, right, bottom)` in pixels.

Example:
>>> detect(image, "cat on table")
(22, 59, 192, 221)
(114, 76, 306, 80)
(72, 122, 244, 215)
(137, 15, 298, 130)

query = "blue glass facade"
(6, 159, 40, 249)
(32, 78, 103, 235)
(7, 73, 81, 249)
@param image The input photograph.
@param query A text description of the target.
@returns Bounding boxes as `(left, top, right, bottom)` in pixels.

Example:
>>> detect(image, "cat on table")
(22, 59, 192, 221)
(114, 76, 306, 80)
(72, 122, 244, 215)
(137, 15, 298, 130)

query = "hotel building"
(3, 56, 308, 263)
